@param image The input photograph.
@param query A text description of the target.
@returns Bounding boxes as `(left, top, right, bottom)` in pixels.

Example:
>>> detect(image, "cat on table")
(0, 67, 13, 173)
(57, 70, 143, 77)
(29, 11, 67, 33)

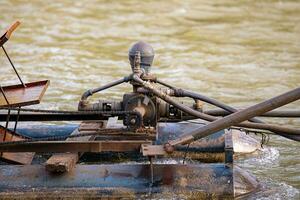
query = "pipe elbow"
(81, 89, 93, 101)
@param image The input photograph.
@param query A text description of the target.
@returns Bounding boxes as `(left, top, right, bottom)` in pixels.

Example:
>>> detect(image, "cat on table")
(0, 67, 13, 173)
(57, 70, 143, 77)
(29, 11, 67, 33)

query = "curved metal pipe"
(168, 87, 300, 146)
(133, 75, 300, 140)
(180, 90, 262, 123)
(156, 79, 261, 123)
(81, 76, 131, 101)
(155, 79, 300, 140)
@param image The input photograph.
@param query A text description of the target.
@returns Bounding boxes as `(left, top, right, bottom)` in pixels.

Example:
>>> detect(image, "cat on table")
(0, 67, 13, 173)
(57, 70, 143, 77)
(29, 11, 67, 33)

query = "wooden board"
(0, 126, 34, 164)
(45, 122, 106, 173)
(0, 80, 49, 107)
(78, 121, 104, 131)
(0, 21, 20, 47)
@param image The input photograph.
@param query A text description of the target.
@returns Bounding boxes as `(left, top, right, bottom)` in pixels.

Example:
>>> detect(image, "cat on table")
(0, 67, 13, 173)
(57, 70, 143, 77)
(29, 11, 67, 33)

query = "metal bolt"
(130, 118, 136, 124)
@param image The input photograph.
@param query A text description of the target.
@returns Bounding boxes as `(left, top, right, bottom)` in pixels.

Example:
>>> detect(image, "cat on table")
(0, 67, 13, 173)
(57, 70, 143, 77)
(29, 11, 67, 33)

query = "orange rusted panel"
(0, 126, 34, 164)
(0, 80, 49, 108)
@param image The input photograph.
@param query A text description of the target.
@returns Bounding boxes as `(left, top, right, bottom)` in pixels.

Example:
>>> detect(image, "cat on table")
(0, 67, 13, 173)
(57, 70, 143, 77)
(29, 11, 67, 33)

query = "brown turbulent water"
(0, 0, 299, 199)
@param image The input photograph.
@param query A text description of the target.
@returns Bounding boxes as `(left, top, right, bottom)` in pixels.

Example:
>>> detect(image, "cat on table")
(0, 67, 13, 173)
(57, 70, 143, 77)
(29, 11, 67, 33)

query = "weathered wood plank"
(45, 121, 107, 173)
(45, 128, 92, 173)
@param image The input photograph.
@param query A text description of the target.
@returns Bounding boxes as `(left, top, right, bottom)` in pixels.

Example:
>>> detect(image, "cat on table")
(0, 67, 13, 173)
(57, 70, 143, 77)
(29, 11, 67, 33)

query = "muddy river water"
(0, 0, 299, 199)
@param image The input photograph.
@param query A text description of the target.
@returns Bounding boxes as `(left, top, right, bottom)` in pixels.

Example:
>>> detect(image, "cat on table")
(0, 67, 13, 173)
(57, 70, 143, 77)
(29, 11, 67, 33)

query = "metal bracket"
(224, 129, 234, 164)
(141, 144, 166, 156)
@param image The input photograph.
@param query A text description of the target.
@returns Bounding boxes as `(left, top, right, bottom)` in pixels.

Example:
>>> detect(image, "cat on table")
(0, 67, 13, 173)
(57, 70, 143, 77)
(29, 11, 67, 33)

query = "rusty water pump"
(77, 41, 300, 143)
(0, 41, 299, 156)
(78, 41, 203, 131)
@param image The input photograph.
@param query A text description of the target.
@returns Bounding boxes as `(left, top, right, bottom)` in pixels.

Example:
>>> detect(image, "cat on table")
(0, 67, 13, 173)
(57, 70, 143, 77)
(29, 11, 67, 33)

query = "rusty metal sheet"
(0, 164, 237, 199)
(0, 126, 34, 164)
(0, 80, 49, 107)
(158, 122, 225, 150)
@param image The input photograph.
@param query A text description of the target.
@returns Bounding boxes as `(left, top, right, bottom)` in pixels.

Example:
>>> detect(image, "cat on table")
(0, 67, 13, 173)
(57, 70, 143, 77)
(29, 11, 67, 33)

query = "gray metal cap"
(128, 41, 154, 74)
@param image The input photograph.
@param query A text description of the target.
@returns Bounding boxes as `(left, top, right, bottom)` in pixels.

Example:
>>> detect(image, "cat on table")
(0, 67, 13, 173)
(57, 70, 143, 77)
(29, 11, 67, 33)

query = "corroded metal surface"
(0, 140, 152, 153)
(234, 166, 260, 198)
(2, 123, 260, 164)
(158, 122, 225, 150)
(0, 80, 49, 107)
(0, 164, 241, 199)
(232, 129, 261, 154)
(0, 126, 34, 164)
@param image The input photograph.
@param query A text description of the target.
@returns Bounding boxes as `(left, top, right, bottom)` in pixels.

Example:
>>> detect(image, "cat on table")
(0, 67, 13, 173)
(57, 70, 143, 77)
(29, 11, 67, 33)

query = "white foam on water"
(248, 179, 299, 200)
(237, 146, 299, 199)
(253, 147, 280, 166)
(238, 147, 280, 169)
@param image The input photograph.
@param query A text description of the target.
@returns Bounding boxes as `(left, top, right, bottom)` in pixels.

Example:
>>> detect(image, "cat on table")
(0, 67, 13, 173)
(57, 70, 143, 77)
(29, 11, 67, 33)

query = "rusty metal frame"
(0, 140, 152, 153)
(0, 80, 50, 108)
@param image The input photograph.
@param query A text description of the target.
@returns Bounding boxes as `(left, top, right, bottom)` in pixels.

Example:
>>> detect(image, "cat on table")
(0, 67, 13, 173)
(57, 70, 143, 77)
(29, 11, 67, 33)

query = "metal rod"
(13, 107, 21, 132)
(168, 87, 300, 146)
(0, 85, 9, 105)
(4, 109, 11, 141)
(2, 46, 26, 87)
(149, 156, 154, 185)
(205, 108, 300, 118)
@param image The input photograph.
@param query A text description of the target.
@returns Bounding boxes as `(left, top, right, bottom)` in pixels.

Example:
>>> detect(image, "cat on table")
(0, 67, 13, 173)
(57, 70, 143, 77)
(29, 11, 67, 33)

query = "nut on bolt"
(130, 118, 136, 125)
(164, 143, 174, 154)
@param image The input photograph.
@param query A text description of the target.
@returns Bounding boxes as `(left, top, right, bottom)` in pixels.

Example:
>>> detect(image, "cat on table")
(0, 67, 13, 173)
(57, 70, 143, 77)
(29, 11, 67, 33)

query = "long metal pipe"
(167, 87, 300, 146)
(133, 75, 300, 138)
(169, 88, 299, 140)
(81, 76, 130, 101)
(205, 109, 300, 118)
(180, 89, 262, 123)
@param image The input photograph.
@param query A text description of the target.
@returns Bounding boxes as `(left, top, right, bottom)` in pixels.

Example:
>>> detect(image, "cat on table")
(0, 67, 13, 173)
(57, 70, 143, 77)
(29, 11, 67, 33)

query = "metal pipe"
(156, 79, 261, 123)
(180, 89, 262, 123)
(168, 87, 300, 146)
(174, 89, 300, 140)
(133, 74, 215, 121)
(3, 109, 11, 141)
(13, 107, 21, 132)
(80, 76, 130, 101)
(205, 109, 300, 118)
(133, 75, 300, 138)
